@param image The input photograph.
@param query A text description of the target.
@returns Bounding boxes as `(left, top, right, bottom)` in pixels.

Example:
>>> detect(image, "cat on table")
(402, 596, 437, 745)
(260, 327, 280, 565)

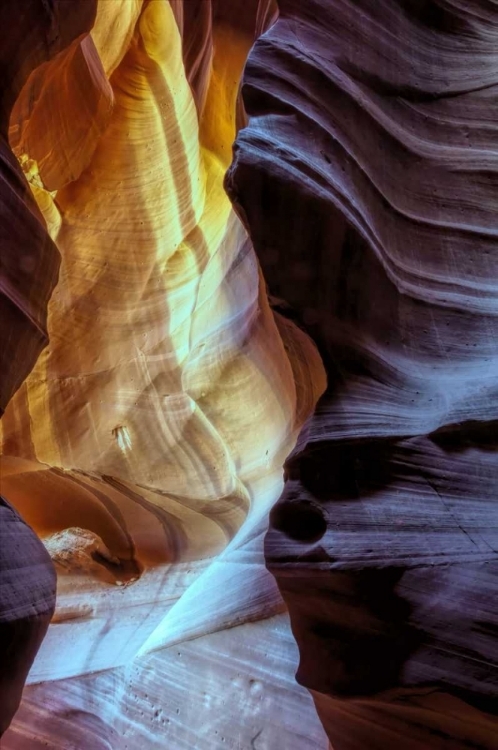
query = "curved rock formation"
(0, 0, 98, 737)
(1, 0, 327, 745)
(0, 496, 56, 737)
(0, 0, 98, 413)
(226, 0, 498, 747)
(2, 0, 497, 747)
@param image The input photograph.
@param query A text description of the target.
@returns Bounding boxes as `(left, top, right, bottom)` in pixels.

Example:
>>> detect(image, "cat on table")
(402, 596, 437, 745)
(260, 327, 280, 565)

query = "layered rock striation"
(0, 0, 98, 736)
(1, 1, 327, 746)
(2, 0, 497, 747)
(226, 1, 498, 747)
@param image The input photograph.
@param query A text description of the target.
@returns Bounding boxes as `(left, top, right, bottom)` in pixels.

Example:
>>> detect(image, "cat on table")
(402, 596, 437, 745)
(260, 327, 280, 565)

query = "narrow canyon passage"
(1, 1, 497, 748)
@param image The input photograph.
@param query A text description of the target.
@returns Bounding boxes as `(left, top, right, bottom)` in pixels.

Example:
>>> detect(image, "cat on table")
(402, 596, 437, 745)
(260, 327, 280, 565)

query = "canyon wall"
(226, 1, 498, 748)
(1, 1, 327, 747)
(1, 0, 497, 748)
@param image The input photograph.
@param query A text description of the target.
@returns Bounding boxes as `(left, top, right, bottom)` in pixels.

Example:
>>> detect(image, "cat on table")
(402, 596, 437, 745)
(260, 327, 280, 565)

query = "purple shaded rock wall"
(226, 1, 498, 747)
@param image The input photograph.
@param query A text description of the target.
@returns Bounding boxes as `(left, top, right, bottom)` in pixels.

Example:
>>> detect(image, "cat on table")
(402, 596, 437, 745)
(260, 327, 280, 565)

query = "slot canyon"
(0, 1, 496, 748)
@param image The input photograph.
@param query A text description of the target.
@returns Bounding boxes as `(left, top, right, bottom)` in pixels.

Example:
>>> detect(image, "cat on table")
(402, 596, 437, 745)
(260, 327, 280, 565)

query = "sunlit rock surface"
(226, 0, 498, 748)
(0, 0, 327, 746)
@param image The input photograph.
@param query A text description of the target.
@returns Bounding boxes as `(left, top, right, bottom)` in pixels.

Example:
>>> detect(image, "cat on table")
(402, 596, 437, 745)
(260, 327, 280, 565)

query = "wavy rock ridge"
(2, 0, 497, 747)
(1, 1, 327, 747)
(226, 1, 498, 748)
(0, 0, 99, 735)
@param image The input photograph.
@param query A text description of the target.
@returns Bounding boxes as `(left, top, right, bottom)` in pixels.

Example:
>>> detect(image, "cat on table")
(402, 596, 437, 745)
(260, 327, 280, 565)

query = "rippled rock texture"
(0, 0, 98, 736)
(2, 0, 498, 748)
(226, 0, 498, 748)
(1, 0, 327, 746)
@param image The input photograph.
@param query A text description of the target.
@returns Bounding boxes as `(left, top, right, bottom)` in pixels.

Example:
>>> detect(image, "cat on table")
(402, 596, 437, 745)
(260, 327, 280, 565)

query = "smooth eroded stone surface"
(1, 0, 327, 745)
(226, 0, 498, 747)
(0, 496, 56, 737)
(0, 0, 99, 414)
(0, 0, 98, 737)
(2, 614, 329, 750)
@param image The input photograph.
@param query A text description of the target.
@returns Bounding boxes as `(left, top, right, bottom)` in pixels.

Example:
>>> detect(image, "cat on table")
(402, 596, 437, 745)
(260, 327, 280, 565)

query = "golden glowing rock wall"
(0, 8, 326, 741)
(2, 0, 324, 555)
